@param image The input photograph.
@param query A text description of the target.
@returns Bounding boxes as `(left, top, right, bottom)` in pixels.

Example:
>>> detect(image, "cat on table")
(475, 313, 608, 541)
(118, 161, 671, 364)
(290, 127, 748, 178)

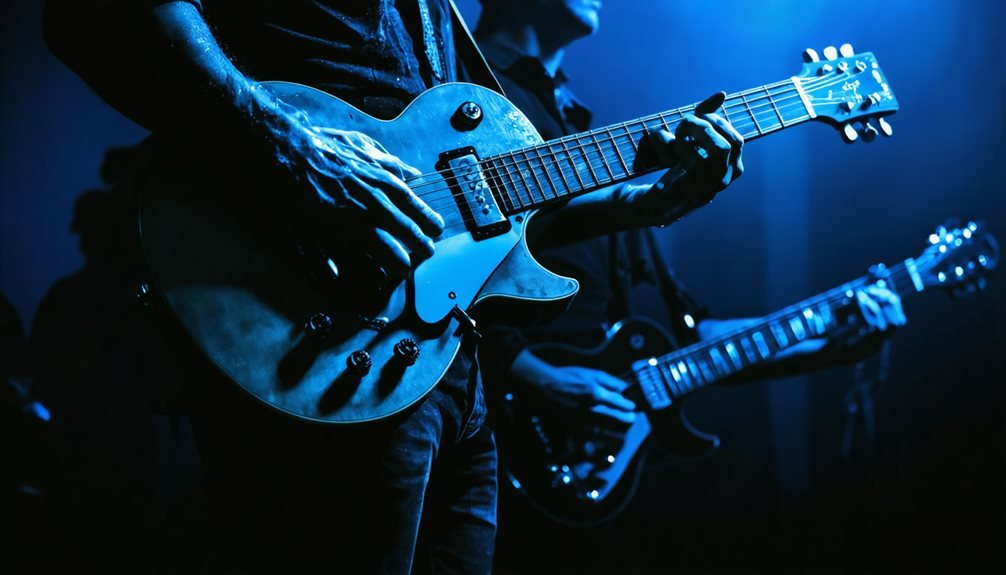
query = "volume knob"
(347, 350, 372, 375)
(304, 312, 334, 339)
(394, 338, 421, 366)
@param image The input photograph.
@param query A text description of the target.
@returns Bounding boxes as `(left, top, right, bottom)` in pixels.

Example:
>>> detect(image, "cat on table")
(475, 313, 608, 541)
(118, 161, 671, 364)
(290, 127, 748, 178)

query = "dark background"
(2, 0, 1004, 573)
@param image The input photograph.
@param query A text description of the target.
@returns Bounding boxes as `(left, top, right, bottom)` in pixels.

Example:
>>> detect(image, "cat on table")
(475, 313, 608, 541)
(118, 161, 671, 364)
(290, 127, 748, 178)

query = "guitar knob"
(878, 117, 894, 137)
(842, 124, 859, 143)
(347, 350, 372, 375)
(802, 48, 820, 63)
(305, 312, 334, 339)
(839, 43, 855, 58)
(862, 123, 879, 142)
(394, 338, 421, 366)
(823, 45, 838, 61)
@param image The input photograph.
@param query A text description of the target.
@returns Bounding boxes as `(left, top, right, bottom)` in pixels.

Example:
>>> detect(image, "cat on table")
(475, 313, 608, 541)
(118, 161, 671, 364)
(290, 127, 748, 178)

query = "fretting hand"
(623, 91, 745, 227)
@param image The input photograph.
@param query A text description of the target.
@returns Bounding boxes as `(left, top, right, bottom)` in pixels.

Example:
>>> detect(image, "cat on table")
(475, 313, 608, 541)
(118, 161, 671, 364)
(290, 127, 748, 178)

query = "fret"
(617, 123, 639, 155)
(586, 132, 616, 182)
(669, 364, 685, 396)
(769, 322, 789, 349)
(775, 85, 808, 126)
(802, 307, 825, 336)
(564, 136, 599, 188)
(529, 147, 561, 200)
(518, 150, 548, 202)
(751, 331, 771, 359)
(555, 139, 587, 191)
(787, 315, 807, 341)
(655, 364, 679, 397)
(503, 155, 533, 209)
(707, 348, 730, 378)
(723, 341, 744, 370)
(677, 361, 693, 391)
(602, 126, 631, 175)
(763, 85, 787, 127)
(651, 363, 675, 400)
(688, 357, 712, 385)
(541, 145, 574, 196)
(738, 92, 763, 136)
(739, 336, 759, 364)
(492, 155, 523, 212)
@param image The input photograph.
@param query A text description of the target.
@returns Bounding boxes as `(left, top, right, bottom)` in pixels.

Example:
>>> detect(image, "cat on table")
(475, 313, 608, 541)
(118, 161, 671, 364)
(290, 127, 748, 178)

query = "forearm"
(528, 183, 657, 250)
(44, 1, 290, 137)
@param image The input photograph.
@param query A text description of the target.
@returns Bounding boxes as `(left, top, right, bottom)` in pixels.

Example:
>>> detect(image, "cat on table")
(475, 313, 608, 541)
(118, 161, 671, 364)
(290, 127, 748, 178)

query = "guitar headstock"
(914, 220, 999, 298)
(795, 44, 899, 143)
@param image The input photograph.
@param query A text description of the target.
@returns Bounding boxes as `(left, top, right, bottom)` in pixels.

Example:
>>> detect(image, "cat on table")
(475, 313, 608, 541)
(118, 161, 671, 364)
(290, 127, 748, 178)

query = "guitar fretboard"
(484, 80, 813, 215)
(634, 258, 923, 410)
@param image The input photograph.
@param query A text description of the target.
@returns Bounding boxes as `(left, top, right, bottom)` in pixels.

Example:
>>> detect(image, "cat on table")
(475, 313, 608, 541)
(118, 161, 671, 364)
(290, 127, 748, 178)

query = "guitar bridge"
(437, 147, 510, 240)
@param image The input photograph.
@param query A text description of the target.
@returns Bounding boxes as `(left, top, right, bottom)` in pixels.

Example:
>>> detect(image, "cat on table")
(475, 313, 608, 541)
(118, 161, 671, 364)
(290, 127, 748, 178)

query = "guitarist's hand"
(510, 350, 637, 425)
(264, 108, 446, 276)
(630, 91, 745, 226)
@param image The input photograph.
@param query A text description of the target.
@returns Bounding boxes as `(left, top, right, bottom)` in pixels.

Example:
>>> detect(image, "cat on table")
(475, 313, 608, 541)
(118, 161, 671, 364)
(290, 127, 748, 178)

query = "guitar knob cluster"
(394, 338, 421, 366)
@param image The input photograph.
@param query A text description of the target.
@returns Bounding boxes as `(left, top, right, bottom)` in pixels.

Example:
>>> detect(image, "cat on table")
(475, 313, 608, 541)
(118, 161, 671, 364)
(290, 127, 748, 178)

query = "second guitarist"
(474, 0, 906, 571)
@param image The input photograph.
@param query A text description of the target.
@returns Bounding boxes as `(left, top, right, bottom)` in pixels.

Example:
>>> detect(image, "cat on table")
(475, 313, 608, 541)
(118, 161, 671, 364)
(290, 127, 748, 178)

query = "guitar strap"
(447, 0, 506, 96)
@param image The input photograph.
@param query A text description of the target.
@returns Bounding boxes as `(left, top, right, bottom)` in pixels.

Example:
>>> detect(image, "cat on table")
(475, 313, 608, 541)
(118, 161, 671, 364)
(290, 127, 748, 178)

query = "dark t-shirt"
(183, 0, 456, 118)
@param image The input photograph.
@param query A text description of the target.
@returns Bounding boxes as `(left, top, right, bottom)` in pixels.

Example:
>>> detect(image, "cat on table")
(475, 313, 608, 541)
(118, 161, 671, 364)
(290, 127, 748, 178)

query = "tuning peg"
(802, 48, 820, 63)
(878, 117, 894, 137)
(839, 43, 855, 58)
(823, 46, 839, 60)
(842, 124, 859, 143)
(862, 123, 879, 142)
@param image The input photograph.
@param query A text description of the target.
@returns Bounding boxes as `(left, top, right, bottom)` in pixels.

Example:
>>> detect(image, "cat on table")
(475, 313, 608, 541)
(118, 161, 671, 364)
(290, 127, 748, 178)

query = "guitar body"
(139, 82, 578, 424)
(496, 317, 719, 526)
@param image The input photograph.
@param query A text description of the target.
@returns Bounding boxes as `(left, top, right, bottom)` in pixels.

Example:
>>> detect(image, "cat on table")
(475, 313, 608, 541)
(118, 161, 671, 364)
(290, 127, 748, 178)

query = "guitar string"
(415, 87, 868, 218)
(422, 92, 814, 219)
(307, 70, 882, 232)
(403, 69, 867, 197)
(311, 70, 856, 199)
(631, 269, 911, 398)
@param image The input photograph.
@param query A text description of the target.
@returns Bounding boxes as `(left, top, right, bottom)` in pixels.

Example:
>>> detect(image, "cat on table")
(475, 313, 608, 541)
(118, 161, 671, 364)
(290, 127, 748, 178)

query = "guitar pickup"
(438, 147, 510, 240)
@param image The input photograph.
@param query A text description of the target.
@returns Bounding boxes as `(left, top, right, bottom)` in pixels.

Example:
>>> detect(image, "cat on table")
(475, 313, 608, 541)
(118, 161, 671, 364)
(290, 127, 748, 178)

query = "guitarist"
(472, 0, 907, 567)
(43, 0, 746, 573)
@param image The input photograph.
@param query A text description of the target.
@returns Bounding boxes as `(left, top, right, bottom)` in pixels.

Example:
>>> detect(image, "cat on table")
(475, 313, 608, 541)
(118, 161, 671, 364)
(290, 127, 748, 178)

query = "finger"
(857, 290, 886, 331)
(591, 404, 636, 426)
(865, 285, 908, 326)
(700, 113, 745, 184)
(695, 91, 727, 115)
(348, 174, 437, 260)
(364, 227, 411, 278)
(593, 371, 630, 393)
(372, 150, 423, 179)
(364, 167, 445, 236)
(678, 116, 732, 160)
(647, 129, 679, 168)
(593, 386, 637, 412)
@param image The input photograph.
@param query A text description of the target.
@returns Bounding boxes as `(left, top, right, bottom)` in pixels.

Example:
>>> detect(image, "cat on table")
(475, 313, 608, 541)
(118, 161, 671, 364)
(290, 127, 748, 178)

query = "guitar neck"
(634, 257, 926, 409)
(486, 78, 816, 214)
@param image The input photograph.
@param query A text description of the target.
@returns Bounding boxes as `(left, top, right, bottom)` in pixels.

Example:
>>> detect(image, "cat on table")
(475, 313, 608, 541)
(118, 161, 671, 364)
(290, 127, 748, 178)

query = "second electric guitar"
(496, 222, 999, 525)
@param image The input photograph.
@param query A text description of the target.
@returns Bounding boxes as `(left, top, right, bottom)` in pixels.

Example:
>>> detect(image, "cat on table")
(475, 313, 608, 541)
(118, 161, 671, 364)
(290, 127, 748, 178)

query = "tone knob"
(304, 312, 334, 339)
(394, 338, 421, 366)
(347, 350, 372, 375)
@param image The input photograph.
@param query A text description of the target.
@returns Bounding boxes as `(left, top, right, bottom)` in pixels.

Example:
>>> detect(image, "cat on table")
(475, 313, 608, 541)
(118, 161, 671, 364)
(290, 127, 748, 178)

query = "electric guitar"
(139, 45, 899, 424)
(496, 222, 999, 525)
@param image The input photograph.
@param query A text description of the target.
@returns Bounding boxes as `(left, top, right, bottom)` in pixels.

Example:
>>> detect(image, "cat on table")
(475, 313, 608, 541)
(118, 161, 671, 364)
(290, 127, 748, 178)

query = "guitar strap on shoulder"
(447, 0, 506, 96)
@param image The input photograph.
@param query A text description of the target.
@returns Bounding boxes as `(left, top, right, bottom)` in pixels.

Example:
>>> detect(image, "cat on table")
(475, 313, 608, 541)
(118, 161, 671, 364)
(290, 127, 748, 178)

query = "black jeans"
(190, 348, 497, 574)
